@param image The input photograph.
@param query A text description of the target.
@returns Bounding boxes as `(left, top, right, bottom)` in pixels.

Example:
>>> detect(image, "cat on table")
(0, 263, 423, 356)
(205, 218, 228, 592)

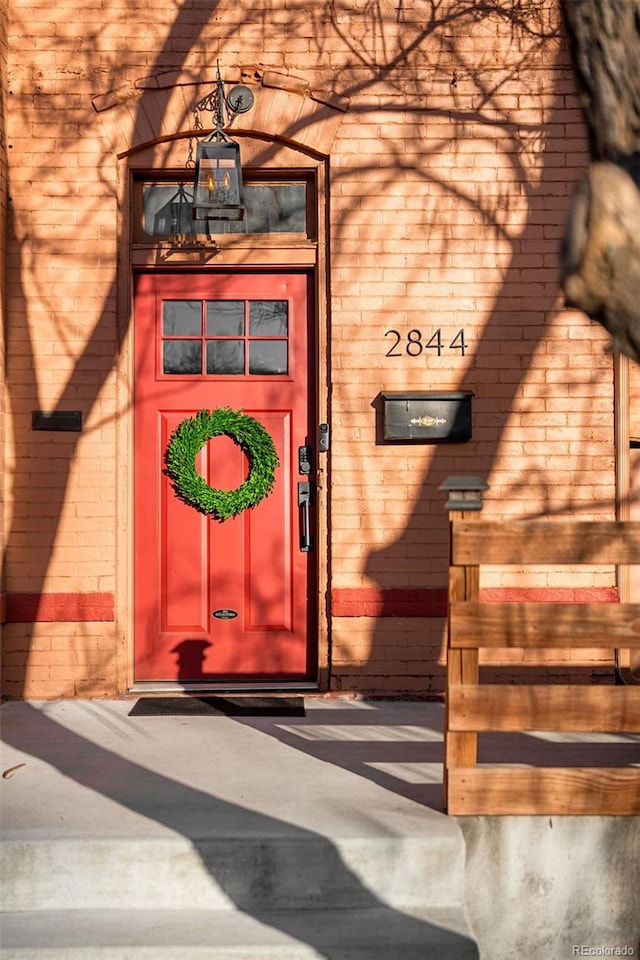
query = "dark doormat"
(128, 695, 306, 718)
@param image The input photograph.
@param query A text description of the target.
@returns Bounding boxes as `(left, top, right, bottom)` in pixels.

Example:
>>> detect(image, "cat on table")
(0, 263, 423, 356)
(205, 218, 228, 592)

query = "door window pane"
(163, 301, 201, 336)
(207, 340, 245, 375)
(249, 301, 288, 336)
(160, 296, 291, 378)
(249, 340, 288, 375)
(206, 301, 245, 336)
(163, 340, 202, 375)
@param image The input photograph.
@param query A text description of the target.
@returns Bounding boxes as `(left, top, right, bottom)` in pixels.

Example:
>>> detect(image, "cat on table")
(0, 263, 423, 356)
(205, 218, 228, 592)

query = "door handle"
(298, 481, 314, 553)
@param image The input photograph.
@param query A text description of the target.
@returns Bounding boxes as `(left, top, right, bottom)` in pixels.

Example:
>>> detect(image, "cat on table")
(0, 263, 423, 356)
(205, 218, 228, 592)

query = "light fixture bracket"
(197, 62, 254, 144)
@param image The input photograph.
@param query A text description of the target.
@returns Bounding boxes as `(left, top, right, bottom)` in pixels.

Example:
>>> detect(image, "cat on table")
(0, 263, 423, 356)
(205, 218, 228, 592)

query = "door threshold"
(128, 681, 320, 695)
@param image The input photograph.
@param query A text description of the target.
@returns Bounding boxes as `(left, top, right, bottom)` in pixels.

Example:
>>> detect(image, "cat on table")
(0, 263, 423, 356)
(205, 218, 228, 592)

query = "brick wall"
(324, 5, 615, 692)
(3, 0, 618, 698)
(0, 0, 7, 651)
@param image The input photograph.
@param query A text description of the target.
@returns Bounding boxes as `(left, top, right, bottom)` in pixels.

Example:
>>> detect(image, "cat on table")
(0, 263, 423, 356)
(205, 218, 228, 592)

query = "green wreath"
(164, 408, 279, 521)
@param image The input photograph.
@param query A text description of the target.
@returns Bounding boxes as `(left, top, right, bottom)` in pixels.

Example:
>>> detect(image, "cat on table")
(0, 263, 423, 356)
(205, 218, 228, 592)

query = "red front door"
(133, 271, 316, 683)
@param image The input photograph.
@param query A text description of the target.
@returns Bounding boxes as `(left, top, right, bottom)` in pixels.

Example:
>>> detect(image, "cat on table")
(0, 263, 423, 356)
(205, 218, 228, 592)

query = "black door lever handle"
(298, 481, 313, 552)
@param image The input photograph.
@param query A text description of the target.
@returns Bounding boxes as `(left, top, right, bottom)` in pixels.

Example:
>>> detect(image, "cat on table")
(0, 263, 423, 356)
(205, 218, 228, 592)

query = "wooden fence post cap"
(439, 475, 489, 512)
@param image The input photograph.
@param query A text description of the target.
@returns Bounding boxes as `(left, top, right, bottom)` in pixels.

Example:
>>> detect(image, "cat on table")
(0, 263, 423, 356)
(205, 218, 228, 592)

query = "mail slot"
(32, 410, 83, 432)
(381, 391, 473, 443)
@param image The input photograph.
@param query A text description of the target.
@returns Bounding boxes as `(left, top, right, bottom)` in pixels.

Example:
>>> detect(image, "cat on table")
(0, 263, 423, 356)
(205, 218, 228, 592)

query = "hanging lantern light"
(192, 63, 254, 223)
(193, 140, 244, 221)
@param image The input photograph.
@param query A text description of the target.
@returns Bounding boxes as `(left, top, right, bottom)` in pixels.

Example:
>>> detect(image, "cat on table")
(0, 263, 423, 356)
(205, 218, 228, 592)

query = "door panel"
(133, 272, 316, 683)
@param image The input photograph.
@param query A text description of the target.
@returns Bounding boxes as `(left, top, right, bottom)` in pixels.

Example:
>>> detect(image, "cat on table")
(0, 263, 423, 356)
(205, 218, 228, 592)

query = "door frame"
(115, 139, 330, 694)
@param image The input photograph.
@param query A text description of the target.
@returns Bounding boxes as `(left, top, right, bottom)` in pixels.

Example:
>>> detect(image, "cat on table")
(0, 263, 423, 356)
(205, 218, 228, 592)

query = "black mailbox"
(381, 391, 473, 443)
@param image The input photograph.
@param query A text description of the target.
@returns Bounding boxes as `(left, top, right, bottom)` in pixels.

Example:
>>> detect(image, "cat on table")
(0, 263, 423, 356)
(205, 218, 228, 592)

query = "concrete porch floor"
(1, 697, 639, 959)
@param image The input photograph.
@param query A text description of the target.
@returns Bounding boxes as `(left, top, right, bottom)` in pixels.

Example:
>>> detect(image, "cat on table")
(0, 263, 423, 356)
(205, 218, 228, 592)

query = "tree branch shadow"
(1, 701, 478, 957)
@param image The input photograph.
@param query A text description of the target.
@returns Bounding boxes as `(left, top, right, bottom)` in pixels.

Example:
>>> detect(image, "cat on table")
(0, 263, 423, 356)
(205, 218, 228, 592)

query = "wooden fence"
(445, 517, 640, 815)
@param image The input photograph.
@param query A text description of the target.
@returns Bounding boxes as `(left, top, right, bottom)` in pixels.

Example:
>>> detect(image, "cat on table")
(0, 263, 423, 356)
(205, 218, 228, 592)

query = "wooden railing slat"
(449, 602, 640, 648)
(452, 520, 640, 565)
(446, 768, 640, 816)
(445, 564, 479, 777)
(448, 684, 640, 732)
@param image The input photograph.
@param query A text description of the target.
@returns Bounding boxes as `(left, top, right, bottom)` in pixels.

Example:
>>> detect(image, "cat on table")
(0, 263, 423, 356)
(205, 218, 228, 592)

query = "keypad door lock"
(298, 445, 313, 476)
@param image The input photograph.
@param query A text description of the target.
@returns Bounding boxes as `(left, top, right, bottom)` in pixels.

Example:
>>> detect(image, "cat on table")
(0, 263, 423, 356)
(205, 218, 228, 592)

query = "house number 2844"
(384, 328, 468, 358)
